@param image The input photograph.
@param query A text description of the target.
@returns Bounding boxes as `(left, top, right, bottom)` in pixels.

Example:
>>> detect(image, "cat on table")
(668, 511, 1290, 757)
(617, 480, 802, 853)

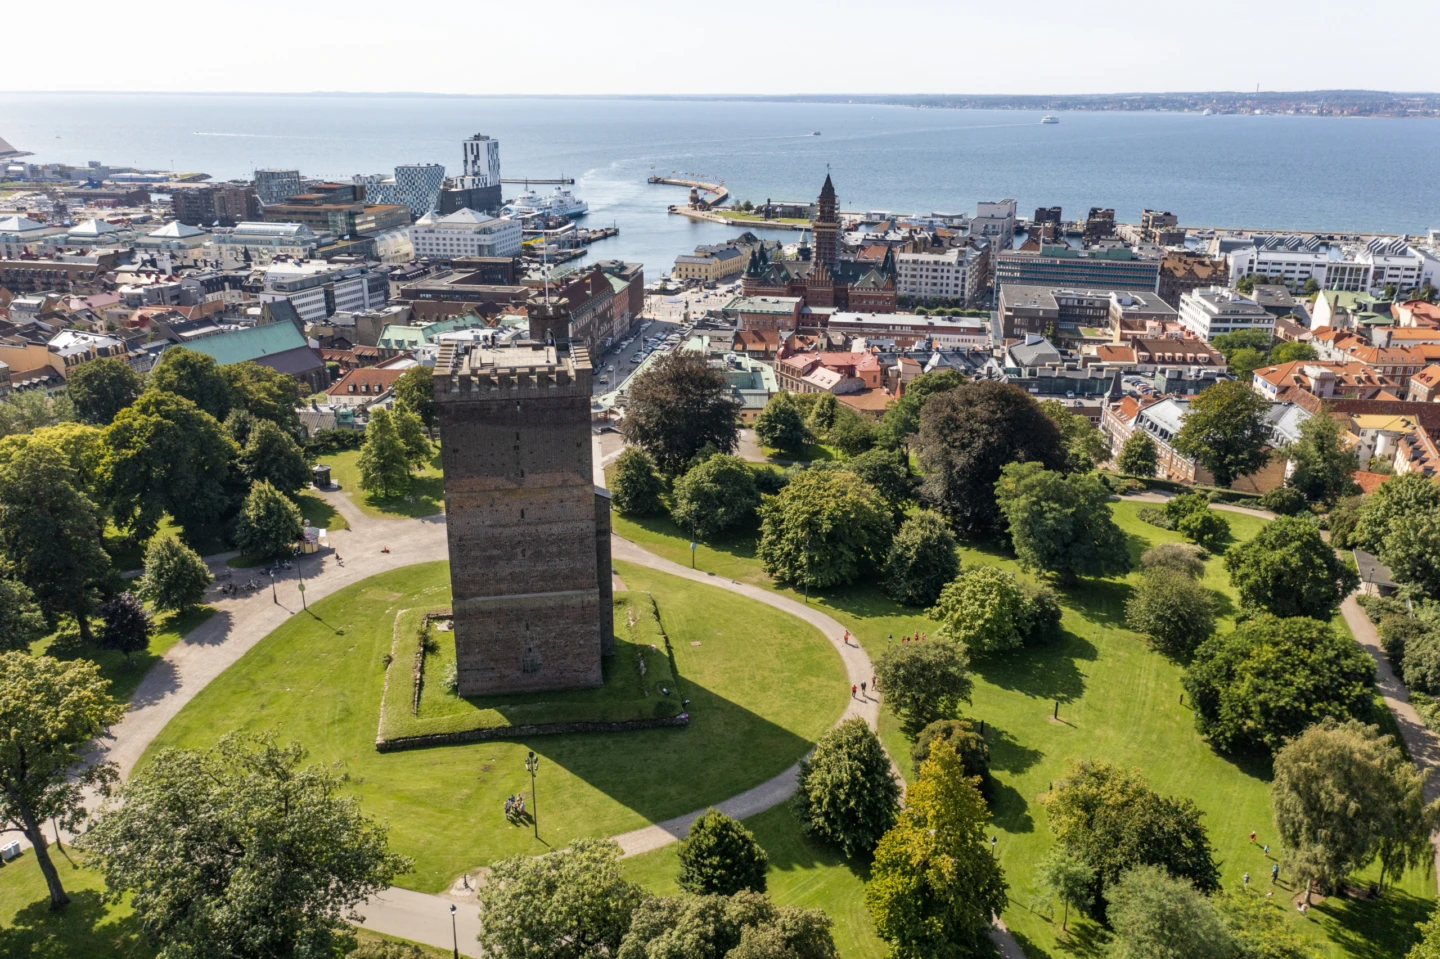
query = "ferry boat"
(505, 185, 589, 219)
(812, 131, 821, 136)
(1041, 115, 1059, 124)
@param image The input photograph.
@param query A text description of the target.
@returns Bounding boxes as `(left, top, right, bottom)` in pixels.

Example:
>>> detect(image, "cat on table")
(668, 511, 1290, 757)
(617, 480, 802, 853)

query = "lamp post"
(296, 552, 307, 611)
(525, 751, 540, 839)
(268, 568, 277, 604)
(689, 510, 697, 569)
(803, 537, 812, 604)
(449, 903, 459, 959)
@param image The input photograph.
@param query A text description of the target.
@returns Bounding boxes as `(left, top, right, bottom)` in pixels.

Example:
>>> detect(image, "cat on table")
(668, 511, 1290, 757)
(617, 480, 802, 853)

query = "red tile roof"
(1353, 470, 1392, 495)
(326, 367, 404, 396)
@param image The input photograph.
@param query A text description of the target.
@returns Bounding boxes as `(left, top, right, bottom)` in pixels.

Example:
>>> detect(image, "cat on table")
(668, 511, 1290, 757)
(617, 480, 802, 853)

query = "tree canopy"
(623, 353, 740, 475)
(873, 638, 971, 733)
(917, 381, 1067, 535)
(754, 392, 809, 456)
(0, 577, 47, 653)
(610, 447, 665, 516)
(1282, 411, 1358, 504)
(1381, 507, 1440, 599)
(1172, 380, 1273, 487)
(618, 891, 838, 959)
(1106, 865, 1235, 959)
(136, 534, 213, 614)
(81, 733, 410, 958)
(883, 510, 959, 607)
(147, 347, 233, 421)
(847, 447, 912, 514)
(1125, 568, 1216, 660)
(0, 653, 124, 909)
(865, 739, 1007, 959)
(239, 417, 311, 495)
(391, 365, 437, 431)
(234, 480, 304, 560)
(97, 591, 153, 662)
(678, 809, 770, 896)
(68, 356, 144, 425)
(756, 468, 893, 588)
(1223, 516, 1359, 618)
(222, 361, 304, 436)
(1039, 398, 1109, 472)
(995, 462, 1131, 583)
(1352, 472, 1440, 553)
(1117, 432, 1158, 478)
(874, 368, 963, 451)
(1183, 615, 1375, 754)
(357, 407, 412, 499)
(794, 718, 900, 859)
(673, 454, 760, 539)
(1040, 760, 1219, 917)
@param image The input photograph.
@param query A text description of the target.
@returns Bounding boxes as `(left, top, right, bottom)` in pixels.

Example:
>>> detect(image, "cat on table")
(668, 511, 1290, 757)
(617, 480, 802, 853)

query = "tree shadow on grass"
(1060, 578, 1133, 631)
(1051, 917, 1112, 959)
(1312, 887, 1431, 959)
(985, 724, 1045, 776)
(974, 631, 1095, 703)
(752, 804, 873, 884)
(0, 879, 149, 959)
(988, 779, 1035, 835)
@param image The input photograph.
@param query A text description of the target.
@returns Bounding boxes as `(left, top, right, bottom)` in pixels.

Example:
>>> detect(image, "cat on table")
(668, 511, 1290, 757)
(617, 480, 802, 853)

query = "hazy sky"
(5, 0, 1438, 96)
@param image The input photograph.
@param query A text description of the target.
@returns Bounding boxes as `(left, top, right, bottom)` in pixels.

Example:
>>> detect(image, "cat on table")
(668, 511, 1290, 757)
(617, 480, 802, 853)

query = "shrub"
(442, 661, 459, 694)
(1176, 508, 1229, 551)
(1379, 615, 1424, 670)
(1140, 542, 1207, 579)
(1259, 486, 1309, 516)
(1165, 492, 1211, 525)
(1137, 506, 1175, 530)
(610, 448, 665, 516)
(1125, 570, 1216, 660)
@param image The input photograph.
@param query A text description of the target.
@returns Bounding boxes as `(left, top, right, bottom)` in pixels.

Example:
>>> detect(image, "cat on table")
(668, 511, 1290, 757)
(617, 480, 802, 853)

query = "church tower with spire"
(812, 173, 839, 269)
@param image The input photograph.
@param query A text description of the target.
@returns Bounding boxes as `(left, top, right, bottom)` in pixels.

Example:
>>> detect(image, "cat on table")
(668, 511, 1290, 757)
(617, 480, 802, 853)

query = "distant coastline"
(2, 88, 1438, 118)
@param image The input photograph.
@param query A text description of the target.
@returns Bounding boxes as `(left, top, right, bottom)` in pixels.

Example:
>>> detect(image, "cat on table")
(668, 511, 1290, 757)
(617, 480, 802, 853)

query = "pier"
(647, 175, 730, 207)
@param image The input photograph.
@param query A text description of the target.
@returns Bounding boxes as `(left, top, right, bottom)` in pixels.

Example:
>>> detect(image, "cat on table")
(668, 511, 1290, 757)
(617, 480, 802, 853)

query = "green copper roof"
(182, 322, 307, 366)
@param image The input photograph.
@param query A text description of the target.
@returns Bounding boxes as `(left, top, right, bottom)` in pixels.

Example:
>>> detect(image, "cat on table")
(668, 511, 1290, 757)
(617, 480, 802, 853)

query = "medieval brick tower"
(433, 301, 613, 696)
(812, 173, 839, 269)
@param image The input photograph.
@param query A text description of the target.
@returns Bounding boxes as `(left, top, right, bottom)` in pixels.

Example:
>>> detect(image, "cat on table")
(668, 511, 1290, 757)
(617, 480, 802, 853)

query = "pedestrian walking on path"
(851, 684, 857, 698)
(860, 681, 867, 697)
(1249, 831, 1257, 844)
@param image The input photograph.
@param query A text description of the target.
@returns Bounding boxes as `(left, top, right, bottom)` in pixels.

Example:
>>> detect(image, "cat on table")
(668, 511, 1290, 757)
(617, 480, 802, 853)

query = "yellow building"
(673, 245, 746, 282)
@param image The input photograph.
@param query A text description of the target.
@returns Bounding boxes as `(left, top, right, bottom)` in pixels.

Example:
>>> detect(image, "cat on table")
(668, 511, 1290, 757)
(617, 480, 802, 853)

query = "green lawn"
(379, 594, 683, 742)
(611, 501, 1436, 959)
(32, 605, 216, 706)
(293, 489, 349, 532)
(324, 448, 445, 520)
(0, 851, 451, 959)
(139, 560, 848, 892)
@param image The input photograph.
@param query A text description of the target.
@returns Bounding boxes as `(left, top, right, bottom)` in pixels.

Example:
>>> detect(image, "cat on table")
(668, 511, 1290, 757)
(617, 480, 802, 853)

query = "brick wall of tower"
(435, 358, 607, 695)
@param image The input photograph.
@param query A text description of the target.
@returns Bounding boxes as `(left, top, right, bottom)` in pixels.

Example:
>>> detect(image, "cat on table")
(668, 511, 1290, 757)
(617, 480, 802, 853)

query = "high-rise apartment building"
(254, 169, 304, 205)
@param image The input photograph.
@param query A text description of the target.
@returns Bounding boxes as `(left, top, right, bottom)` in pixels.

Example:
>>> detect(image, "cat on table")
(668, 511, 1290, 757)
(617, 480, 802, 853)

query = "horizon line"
(3, 88, 1440, 99)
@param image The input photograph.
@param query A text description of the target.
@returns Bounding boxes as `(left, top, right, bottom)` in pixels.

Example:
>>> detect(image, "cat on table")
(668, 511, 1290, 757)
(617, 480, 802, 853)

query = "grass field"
(137, 559, 847, 892)
(32, 604, 216, 706)
(0, 851, 452, 959)
(611, 500, 1437, 959)
(378, 594, 683, 741)
(324, 448, 445, 520)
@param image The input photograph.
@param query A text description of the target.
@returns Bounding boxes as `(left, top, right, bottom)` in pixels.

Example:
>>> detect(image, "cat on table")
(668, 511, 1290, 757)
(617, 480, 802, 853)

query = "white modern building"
(0, 215, 65, 258)
(971, 199, 1017, 253)
(213, 222, 326, 266)
(409, 208, 522, 260)
(1222, 233, 1439, 294)
(1178, 287, 1276, 341)
(895, 247, 985, 304)
(135, 221, 210, 269)
(460, 134, 501, 190)
(368, 163, 448, 217)
(261, 260, 388, 324)
(827, 312, 991, 350)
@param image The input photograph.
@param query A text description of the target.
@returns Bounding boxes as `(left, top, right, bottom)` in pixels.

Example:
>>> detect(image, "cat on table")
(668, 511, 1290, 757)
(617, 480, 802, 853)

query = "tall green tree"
(930, 565, 1030, 654)
(756, 468, 893, 588)
(1117, 432, 1158, 478)
(1409, 909, 1440, 959)
(917, 381, 1067, 535)
(622, 352, 740, 475)
(357, 408, 412, 498)
(875, 368, 963, 450)
(884, 511, 959, 607)
(0, 442, 110, 642)
(0, 576, 47, 652)
(1272, 341, 1319, 364)
(1223, 516, 1358, 618)
(234, 480, 304, 560)
(1271, 719, 1440, 898)
(147, 347, 233, 421)
(677, 809, 770, 896)
(221, 361, 303, 435)
(68, 356, 144, 425)
(805, 393, 840, 434)
(995, 462, 1131, 584)
(1352, 472, 1440, 552)
(135, 534, 213, 614)
(0, 653, 124, 909)
(1106, 865, 1235, 959)
(847, 447, 911, 514)
(239, 418, 311, 495)
(81, 733, 410, 957)
(478, 838, 644, 959)
(673, 454, 760, 539)
(391, 365, 437, 431)
(826, 405, 876, 456)
(794, 718, 900, 859)
(1040, 760, 1219, 917)
(865, 739, 1007, 959)
(1039, 399, 1109, 472)
(0, 388, 74, 439)
(1036, 848, 1095, 932)
(1183, 615, 1375, 754)
(909, 719, 990, 787)
(610, 447, 665, 516)
(1172, 380, 1273, 487)
(103, 390, 239, 540)
(1125, 569, 1216, 660)
(1381, 507, 1440, 598)
(754, 392, 809, 456)
(1282, 413, 1358, 504)
(874, 638, 971, 733)
(392, 409, 432, 467)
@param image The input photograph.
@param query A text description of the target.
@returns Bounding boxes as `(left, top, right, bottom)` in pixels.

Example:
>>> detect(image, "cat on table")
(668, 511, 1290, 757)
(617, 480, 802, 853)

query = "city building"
(995, 244, 1161, 292)
(722, 295, 803, 333)
(895, 246, 985, 304)
(972, 199, 1018, 252)
(998, 285, 1174, 340)
(255, 169, 305, 205)
(1140, 209, 1185, 245)
(409, 208, 522, 260)
(673, 245, 746, 282)
(0, 253, 120, 294)
(1252, 360, 1399, 402)
(432, 301, 613, 696)
(1177, 287, 1276, 341)
(1105, 395, 1290, 490)
(171, 183, 261, 226)
(440, 133, 504, 215)
(179, 320, 328, 393)
(1156, 251, 1229, 307)
(0, 215, 65, 258)
(260, 260, 389, 325)
(826, 312, 990, 350)
(325, 367, 406, 407)
(135, 221, 209, 268)
(1084, 207, 1117, 240)
(367, 163, 447, 217)
(260, 193, 410, 238)
(213, 222, 326, 264)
